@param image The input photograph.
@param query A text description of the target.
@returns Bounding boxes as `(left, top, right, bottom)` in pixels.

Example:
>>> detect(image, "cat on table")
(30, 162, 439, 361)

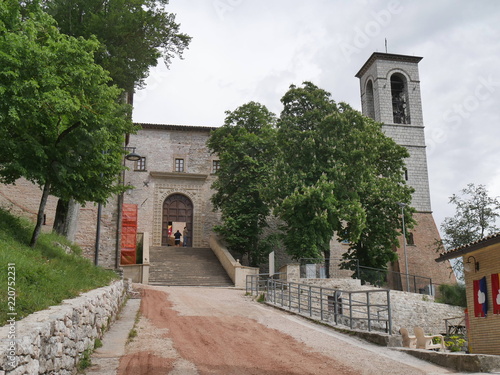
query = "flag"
(492, 273, 500, 314)
(473, 277, 488, 317)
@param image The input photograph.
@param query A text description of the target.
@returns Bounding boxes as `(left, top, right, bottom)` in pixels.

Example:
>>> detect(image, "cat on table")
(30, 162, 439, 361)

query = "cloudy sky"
(132, 0, 500, 233)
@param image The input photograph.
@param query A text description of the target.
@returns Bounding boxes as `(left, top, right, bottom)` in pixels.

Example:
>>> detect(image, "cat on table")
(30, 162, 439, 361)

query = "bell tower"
(355, 53, 455, 289)
(356, 52, 431, 213)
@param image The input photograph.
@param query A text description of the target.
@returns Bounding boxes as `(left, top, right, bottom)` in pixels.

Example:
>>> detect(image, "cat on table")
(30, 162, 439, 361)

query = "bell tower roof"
(355, 52, 423, 78)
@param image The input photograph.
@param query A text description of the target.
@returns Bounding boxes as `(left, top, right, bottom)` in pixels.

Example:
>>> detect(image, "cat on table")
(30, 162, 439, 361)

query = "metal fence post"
(289, 282, 292, 309)
(387, 290, 392, 334)
(367, 291, 371, 332)
(320, 288, 324, 321)
(349, 292, 353, 329)
(298, 284, 301, 313)
(308, 286, 312, 317)
(280, 281, 285, 306)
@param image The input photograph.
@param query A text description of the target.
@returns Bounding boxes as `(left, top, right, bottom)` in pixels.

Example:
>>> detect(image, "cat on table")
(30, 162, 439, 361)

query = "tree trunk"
(53, 198, 80, 241)
(30, 183, 51, 248)
(53, 199, 69, 235)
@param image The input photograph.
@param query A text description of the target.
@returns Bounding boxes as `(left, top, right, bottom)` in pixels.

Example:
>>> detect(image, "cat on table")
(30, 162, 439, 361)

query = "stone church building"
(0, 52, 455, 287)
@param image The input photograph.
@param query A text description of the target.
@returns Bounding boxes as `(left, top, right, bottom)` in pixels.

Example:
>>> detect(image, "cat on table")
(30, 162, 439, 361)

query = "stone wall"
(0, 280, 127, 374)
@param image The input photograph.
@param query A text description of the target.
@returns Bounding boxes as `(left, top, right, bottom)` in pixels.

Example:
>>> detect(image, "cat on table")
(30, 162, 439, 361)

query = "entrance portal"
(162, 194, 193, 246)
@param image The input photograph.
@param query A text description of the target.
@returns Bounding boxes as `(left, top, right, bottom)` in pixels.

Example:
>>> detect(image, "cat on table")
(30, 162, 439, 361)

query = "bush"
(437, 283, 466, 307)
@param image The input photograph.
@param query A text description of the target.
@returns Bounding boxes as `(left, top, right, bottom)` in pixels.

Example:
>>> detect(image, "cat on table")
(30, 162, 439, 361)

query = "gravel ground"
(117, 286, 468, 375)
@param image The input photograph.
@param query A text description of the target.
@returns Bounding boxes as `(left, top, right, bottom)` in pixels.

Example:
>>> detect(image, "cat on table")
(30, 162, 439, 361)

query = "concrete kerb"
(264, 301, 500, 374)
(395, 348, 500, 374)
(85, 293, 142, 375)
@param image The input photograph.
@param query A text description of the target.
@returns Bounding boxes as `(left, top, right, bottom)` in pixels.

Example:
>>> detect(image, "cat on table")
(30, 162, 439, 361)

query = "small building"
(436, 233, 500, 355)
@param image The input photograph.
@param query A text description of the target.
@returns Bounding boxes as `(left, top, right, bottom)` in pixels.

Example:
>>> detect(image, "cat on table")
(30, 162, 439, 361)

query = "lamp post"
(398, 202, 410, 291)
(94, 147, 141, 266)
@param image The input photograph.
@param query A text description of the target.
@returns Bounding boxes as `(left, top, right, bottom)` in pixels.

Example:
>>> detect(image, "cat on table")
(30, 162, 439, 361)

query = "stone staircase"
(148, 246, 234, 287)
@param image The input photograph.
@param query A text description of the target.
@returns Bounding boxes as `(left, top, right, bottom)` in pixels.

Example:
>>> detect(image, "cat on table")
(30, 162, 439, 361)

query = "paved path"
(88, 285, 471, 375)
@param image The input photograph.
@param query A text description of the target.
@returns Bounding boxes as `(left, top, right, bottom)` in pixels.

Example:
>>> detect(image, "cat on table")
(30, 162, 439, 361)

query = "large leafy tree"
(441, 183, 499, 249)
(29, 0, 191, 238)
(273, 82, 413, 276)
(208, 102, 277, 266)
(0, 1, 136, 247)
(40, 0, 191, 92)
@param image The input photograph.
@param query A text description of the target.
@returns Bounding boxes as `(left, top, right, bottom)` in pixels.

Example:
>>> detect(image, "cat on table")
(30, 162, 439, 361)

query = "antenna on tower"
(385, 38, 388, 53)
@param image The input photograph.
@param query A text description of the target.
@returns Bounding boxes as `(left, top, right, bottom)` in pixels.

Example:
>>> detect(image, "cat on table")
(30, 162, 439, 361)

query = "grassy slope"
(0, 208, 118, 326)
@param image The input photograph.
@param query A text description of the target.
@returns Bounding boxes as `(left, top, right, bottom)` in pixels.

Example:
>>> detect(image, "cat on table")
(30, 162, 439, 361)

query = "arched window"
(365, 80, 376, 120)
(391, 74, 410, 124)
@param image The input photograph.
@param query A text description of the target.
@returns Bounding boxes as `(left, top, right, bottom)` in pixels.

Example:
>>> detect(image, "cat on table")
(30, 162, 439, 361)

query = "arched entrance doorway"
(162, 194, 193, 246)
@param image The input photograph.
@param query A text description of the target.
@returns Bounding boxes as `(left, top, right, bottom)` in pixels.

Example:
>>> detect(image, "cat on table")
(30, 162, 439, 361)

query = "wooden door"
(162, 194, 193, 246)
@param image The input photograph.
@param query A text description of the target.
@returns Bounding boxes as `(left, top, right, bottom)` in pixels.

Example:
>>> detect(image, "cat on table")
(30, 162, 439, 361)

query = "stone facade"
(0, 280, 127, 374)
(120, 124, 221, 250)
(356, 53, 430, 212)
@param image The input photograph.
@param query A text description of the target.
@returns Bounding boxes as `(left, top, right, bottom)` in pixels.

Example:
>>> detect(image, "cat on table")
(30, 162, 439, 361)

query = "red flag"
(473, 277, 488, 317)
(492, 273, 500, 315)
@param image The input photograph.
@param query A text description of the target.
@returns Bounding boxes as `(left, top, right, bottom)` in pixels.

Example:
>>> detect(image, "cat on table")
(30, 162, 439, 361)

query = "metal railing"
(299, 258, 434, 295)
(265, 279, 392, 333)
(356, 265, 434, 295)
(246, 273, 284, 295)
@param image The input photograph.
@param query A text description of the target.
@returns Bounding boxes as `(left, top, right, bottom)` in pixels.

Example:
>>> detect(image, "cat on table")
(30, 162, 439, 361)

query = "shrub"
(437, 283, 466, 307)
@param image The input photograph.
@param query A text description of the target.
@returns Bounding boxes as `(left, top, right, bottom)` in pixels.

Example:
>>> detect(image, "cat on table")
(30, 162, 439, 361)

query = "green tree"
(441, 183, 500, 250)
(0, 1, 136, 247)
(273, 82, 413, 276)
(37, 0, 191, 237)
(40, 0, 191, 92)
(208, 102, 277, 266)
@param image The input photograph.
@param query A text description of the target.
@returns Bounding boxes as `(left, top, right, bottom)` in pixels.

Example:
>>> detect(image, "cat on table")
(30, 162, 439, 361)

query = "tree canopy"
(0, 1, 136, 246)
(209, 82, 414, 273)
(40, 0, 191, 92)
(273, 82, 414, 274)
(441, 183, 500, 250)
(208, 102, 277, 266)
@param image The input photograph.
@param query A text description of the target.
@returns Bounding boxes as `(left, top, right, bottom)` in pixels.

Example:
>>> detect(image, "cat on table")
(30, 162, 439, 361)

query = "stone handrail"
(209, 235, 259, 288)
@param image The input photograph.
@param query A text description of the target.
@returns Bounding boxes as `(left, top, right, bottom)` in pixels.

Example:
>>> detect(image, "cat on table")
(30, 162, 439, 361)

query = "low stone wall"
(0, 280, 127, 374)
(209, 235, 259, 288)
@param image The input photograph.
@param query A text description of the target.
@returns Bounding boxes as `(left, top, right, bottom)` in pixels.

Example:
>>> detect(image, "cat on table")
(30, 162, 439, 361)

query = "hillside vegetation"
(0, 208, 118, 326)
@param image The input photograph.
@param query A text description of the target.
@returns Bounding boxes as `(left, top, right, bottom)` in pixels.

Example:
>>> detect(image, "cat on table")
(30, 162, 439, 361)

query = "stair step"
(148, 246, 233, 287)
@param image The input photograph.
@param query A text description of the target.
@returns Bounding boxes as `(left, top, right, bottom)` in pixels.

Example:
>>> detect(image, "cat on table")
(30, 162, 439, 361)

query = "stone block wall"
(0, 280, 127, 374)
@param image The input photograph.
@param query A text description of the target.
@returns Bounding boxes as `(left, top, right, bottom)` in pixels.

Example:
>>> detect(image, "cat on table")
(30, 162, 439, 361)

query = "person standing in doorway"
(183, 226, 189, 247)
(174, 230, 182, 247)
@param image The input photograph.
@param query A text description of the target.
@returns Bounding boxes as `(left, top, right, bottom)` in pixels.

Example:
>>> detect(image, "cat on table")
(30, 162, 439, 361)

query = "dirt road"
(117, 286, 458, 375)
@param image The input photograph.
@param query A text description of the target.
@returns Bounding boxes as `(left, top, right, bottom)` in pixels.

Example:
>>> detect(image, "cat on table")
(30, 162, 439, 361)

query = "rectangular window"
(175, 158, 184, 172)
(212, 160, 220, 173)
(404, 169, 409, 181)
(135, 157, 146, 171)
